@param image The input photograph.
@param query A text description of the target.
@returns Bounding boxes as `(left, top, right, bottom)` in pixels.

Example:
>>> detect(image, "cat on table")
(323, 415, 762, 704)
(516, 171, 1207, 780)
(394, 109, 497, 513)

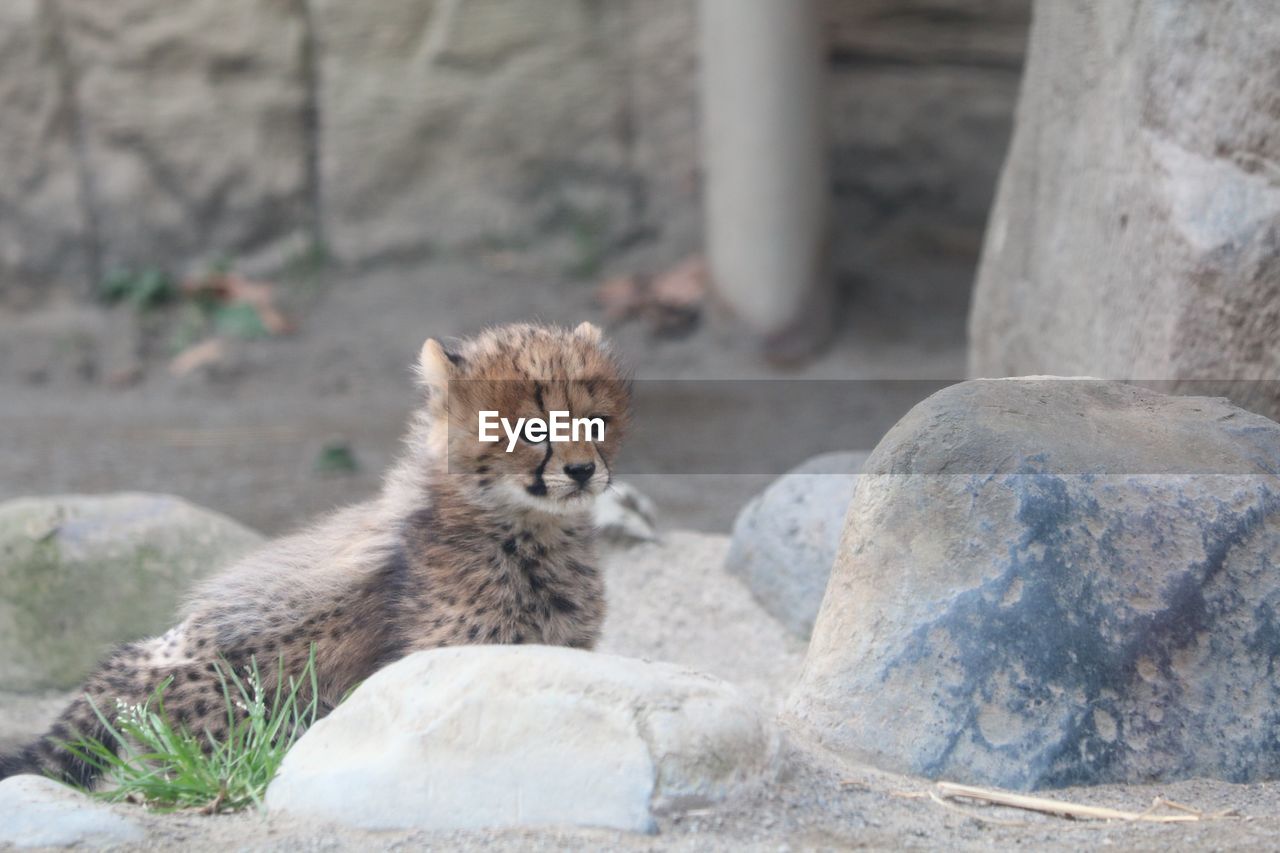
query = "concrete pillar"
(699, 0, 831, 360)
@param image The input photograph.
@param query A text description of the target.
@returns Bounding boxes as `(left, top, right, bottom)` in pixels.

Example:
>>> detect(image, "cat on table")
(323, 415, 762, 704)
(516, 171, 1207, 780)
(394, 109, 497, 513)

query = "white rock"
(0, 775, 143, 848)
(594, 481, 659, 545)
(266, 646, 779, 833)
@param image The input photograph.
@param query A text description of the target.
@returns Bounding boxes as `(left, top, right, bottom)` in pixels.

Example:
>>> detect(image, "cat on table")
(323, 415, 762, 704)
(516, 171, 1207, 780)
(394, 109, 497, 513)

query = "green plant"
(59, 647, 319, 813)
(99, 268, 175, 310)
(566, 211, 608, 281)
(313, 440, 359, 475)
(212, 302, 269, 339)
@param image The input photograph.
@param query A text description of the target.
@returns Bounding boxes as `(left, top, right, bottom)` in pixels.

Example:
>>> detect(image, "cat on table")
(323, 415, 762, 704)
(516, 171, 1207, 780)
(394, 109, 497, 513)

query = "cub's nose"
(564, 462, 596, 484)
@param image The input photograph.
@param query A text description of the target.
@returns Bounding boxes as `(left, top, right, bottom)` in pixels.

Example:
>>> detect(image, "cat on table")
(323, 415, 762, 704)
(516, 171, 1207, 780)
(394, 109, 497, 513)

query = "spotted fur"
(1, 322, 629, 786)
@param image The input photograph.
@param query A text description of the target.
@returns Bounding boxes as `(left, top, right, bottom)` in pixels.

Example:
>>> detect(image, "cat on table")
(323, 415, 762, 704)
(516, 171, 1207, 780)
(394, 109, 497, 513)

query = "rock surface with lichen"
(788, 379, 1280, 790)
(0, 493, 262, 693)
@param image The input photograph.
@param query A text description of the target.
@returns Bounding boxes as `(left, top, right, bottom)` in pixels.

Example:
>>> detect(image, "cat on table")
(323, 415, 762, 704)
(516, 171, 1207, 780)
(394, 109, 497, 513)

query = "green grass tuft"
(99, 268, 175, 310)
(313, 440, 359, 476)
(58, 647, 319, 813)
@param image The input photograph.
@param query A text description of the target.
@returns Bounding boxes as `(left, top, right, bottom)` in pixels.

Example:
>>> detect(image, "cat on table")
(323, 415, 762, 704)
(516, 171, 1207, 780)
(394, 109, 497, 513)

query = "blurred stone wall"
(827, 0, 1029, 315)
(1, 0, 1027, 308)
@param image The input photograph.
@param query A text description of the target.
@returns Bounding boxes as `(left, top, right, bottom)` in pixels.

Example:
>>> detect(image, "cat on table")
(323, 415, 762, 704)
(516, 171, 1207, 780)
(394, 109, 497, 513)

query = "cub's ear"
(573, 321, 603, 345)
(416, 338, 462, 389)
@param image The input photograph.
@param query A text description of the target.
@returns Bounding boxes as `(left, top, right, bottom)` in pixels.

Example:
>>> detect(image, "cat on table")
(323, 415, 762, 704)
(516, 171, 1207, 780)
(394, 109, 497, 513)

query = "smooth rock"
(788, 379, 1280, 790)
(0, 493, 263, 691)
(727, 451, 869, 638)
(267, 646, 779, 833)
(594, 480, 659, 545)
(970, 0, 1280, 421)
(0, 775, 143, 848)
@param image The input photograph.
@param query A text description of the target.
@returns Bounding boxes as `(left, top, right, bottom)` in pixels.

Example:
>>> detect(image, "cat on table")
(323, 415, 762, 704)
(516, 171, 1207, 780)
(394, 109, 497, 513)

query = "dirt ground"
(0, 258, 966, 535)
(9, 260, 1278, 850)
(8, 532, 1280, 852)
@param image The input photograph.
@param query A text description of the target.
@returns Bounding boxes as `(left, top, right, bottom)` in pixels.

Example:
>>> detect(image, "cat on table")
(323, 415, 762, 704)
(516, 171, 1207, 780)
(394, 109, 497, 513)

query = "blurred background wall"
(2, 0, 1028, 318)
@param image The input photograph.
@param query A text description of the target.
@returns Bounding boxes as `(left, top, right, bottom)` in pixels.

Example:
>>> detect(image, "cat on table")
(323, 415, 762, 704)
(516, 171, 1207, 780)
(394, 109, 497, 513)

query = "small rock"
(594, 481, 658, 544)
(0, 775, 143, 848)
(788, 379, 1280, 790)
(267, 646, 779, 833)
(727, 452, 869, 637)
(0, 493, 263, 692)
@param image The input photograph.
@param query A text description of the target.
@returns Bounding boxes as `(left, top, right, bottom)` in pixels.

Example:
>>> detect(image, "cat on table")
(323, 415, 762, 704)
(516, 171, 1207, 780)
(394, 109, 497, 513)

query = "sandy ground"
(0, 258, 963, 535)
(5, 533, 1279, 851)
(6, 261, 1279, 848)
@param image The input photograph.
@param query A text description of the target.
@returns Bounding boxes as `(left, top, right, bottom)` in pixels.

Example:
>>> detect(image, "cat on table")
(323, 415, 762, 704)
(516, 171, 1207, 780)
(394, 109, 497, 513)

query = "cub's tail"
(0, 695, 114, 787)
(1, 640, 155, 787)
(0, 748, 35, 779)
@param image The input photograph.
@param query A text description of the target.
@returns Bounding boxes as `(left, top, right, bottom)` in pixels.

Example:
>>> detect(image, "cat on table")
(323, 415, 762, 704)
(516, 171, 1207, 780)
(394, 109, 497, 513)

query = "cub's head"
(417, 322, 630, 512)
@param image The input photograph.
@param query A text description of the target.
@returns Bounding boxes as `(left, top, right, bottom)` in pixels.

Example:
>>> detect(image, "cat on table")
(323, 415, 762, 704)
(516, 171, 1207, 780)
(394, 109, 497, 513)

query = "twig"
(1153, 797, 1238, 820)
(928, 791, 1029, 827)
(197, 787, 226, 815)
(935, 782, 1213, 824)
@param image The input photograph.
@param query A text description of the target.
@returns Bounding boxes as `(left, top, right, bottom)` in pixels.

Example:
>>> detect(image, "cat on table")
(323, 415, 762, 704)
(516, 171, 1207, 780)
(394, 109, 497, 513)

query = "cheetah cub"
(1, 322, 630, 786)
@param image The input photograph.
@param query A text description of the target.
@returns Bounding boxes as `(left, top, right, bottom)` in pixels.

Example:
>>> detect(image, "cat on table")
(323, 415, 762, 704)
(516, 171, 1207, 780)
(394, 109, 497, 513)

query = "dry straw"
(932, 781, 1238, 825)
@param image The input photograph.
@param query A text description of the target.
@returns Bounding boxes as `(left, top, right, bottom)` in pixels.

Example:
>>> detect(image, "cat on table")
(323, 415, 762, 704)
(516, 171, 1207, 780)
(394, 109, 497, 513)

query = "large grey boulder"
(0, 775, 143, 848)
(788, 379, 1280, 790)
(0, 493, 262, 692)
(267, 646, 779, 833)
(969, 1, 1280, 422)
(727, 451, 868, 638)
